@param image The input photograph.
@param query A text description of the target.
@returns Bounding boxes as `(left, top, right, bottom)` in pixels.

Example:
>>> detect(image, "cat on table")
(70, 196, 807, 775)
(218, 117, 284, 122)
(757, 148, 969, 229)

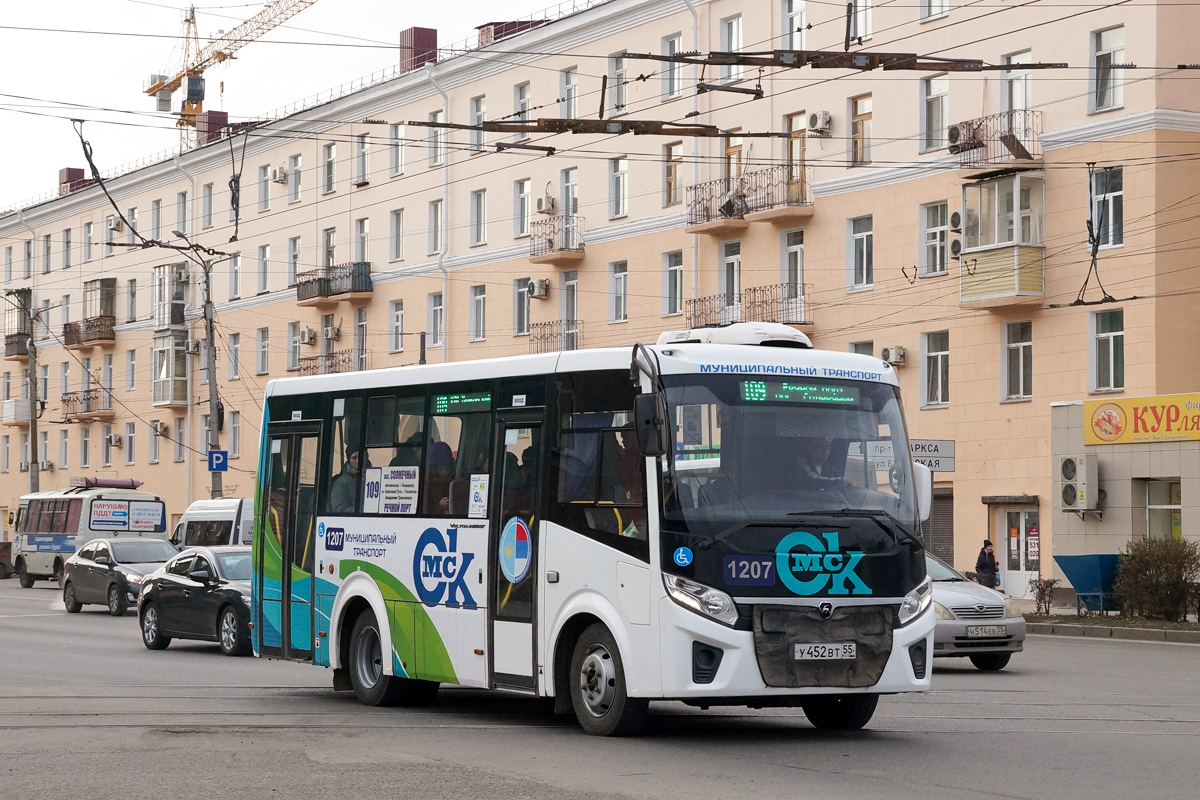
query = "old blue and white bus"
(251, 322, 934, 736)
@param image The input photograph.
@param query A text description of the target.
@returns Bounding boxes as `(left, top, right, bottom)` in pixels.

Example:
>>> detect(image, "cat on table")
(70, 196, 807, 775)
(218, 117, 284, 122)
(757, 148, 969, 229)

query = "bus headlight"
(898, 577, 933, 626)
(934, 601, 954, 620)
(663, 574, 739, 627)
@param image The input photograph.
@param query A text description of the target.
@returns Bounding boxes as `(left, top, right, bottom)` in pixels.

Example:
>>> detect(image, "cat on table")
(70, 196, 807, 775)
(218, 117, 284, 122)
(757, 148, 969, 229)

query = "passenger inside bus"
(329, 449, 361, 513)
(424, 441, 455, 514)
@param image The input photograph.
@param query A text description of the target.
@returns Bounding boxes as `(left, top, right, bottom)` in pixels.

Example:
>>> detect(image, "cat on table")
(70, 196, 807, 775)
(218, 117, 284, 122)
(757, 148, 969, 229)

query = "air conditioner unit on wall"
(949, 210, 962, 233)
(184, 339, 201, 354)
(950, 239, 963, 259)
(880, 345, 905, 365)
(151, 421, 169, 437)
(18, 461, 29, 473)
(1060, 455, 1100, 512)
(536, 195, 557, 215)
(38, 460, 53, 472)
(270, 166, 288, 183)
(299, 328, 317, 345)
(807, 111, 832, 133)
(107, 434, 122, 447)
(323, 326, 340, 341)
(107, 217, 123, 232)
(530, 279, 550, 299)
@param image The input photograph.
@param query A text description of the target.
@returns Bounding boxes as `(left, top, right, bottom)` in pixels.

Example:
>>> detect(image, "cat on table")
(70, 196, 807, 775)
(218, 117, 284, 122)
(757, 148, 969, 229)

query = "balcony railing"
(953, 110, 1042, 168)
(4, 333, 30, 360)
(529, 319, 582, 353)
(686, 164, 814, 226)
(529, 215, 585, 263)
(62, 388, 113, 418)
(63, 316, 116, 348)
(296, 262, 373, 303)
(298, 349, 363, 376)
(687, 283, 812, 328)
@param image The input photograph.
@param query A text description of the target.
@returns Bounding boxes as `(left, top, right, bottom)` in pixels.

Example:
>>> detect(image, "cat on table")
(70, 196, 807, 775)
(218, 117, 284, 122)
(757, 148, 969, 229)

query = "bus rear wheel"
(569, 623, 647, 737)
(347, 610, 439, 707)
(801, 694, 879, 731)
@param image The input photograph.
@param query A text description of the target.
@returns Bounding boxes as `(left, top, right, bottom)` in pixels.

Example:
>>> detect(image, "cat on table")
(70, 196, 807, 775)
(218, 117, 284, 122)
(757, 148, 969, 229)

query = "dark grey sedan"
(137, 546, 253, 656)
(63, 538, 179, 616)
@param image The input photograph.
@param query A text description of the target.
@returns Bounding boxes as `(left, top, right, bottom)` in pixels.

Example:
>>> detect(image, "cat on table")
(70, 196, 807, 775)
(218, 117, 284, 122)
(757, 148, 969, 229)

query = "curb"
(1027, 622, 1200, 644)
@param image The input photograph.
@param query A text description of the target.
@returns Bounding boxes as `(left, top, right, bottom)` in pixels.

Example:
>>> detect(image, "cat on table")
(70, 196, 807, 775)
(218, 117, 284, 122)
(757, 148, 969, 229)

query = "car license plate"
(794, 642, 856, 660)
(966, 625, 1007, 638)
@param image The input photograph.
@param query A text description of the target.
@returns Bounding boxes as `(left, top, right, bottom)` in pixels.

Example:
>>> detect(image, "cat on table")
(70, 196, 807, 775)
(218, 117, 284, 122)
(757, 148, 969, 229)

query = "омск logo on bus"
(413, 527, 478, 608)
(775, 532, 871, 596)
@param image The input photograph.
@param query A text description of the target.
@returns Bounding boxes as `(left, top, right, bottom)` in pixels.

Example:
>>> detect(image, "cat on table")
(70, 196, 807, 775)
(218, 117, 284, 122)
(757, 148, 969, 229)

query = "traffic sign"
(207, 450, 229, 472)
(910, 439, 955, 472)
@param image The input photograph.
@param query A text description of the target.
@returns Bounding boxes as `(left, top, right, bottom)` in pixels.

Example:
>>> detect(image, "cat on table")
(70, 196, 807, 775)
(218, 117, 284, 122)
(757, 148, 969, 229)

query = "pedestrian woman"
(976, 539, 999, 590)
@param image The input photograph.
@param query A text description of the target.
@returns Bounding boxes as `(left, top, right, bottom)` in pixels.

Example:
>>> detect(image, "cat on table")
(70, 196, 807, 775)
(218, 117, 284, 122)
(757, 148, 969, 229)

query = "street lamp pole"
(202, 258, 222, 500)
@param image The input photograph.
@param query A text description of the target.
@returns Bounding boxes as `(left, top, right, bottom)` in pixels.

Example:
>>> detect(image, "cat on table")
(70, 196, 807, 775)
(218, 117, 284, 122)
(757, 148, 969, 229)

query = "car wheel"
(107, 584, 129, 616)
(0, 562, 9, 580)
(140, 603, 171, 650)
(54, 561, 65, 590)
(17, 561, 35, 589)
(218, 606, 250, 657)
(346, 611, 438, 707)
(569, 623, 648, 737)
(63, 582, 83, 613)
(969, 653, 1012, 672)
(801, 694, 879, 731)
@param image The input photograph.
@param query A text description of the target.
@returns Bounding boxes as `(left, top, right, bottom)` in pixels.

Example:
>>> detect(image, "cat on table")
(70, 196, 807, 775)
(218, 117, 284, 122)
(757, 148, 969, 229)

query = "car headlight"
(663, 574, 739, 627)
(125, 574, 144, 584)
(934, 601, 955, 620)
(898, 576, 933, 626)
(240, 595, 252, 606)
(1005, 599, 1023, 618)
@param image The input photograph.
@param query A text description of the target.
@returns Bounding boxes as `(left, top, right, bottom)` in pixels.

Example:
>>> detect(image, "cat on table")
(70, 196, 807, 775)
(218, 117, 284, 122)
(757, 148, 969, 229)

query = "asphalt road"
(2, 577, 1198, 800)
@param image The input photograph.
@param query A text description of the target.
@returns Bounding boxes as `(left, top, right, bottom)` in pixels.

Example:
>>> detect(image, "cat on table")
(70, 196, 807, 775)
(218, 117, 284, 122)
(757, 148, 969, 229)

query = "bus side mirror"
(914, 462, 932, 522)
(633, 393, 669, 458)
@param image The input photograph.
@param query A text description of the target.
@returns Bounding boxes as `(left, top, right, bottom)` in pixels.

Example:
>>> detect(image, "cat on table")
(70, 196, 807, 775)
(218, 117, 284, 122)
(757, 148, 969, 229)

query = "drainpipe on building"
(171, 154, 196, 508)
(425, 63, 450, 363)
(15, 211, 39, 494)
(683, 0, 700, 310)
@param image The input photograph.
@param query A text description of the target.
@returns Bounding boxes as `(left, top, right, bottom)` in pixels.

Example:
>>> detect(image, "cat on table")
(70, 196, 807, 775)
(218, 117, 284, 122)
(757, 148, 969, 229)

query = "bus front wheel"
(17, 561, 34, 589)
(801, 693, 879, 731)
(347, 610, 439, 707)
(569, 623, 647, 737)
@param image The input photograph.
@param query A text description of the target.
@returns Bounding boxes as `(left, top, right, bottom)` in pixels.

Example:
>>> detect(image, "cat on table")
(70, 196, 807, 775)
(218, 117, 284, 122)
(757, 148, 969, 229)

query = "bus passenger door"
(256, 422, 322, 661)
(489, 413, 543, 691)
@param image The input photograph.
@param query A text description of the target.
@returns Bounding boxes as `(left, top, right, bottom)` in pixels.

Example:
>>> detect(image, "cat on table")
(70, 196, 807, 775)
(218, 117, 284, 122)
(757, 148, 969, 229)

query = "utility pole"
(202, 259, 222, 499)
(26, 317, 39, 494)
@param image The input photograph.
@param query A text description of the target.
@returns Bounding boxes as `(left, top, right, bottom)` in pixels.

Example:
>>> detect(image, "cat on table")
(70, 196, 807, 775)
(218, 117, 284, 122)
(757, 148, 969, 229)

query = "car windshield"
(215, 552, 251, 581)
(926, 554, 966, 581)
(110, 539, 178, 564)
(660, 374, 918, 530)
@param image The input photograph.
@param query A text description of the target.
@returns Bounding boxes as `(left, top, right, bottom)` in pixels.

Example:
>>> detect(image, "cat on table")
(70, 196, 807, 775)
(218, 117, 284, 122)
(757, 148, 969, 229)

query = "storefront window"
(1147, 480, 1182, 540)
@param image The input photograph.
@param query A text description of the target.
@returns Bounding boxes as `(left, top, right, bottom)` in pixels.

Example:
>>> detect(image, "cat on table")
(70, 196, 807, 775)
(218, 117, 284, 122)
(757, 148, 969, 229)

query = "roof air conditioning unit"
(107, 217, 124, 232)
(323, 326, 341, 341)
(184, 338, 201, 354)
(880, 345, 906, 365)
(19, 461, 29, 473)
(536, 195, 557, 215)
(1060, 455, 1100, 512)
(38, 460, 53, 472)
(270, 166, 289, 184)
(949, 210, 962, 233)
(107, 434, 122, 447)
(299, 328, 317, 345)
(807, 110, 832, 133)
(950, 239, 963, 259)
(530, 279, 550, 299)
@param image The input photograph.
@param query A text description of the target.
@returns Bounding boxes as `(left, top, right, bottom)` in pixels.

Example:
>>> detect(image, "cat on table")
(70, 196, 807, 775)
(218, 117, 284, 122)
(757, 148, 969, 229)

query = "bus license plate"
(794, 642, 856, 660)
(966, 625, 1007, 638)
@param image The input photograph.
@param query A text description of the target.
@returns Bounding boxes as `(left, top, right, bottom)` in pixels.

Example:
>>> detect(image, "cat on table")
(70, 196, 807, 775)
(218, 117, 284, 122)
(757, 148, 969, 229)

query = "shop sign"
(1085, 393, 1200, 445)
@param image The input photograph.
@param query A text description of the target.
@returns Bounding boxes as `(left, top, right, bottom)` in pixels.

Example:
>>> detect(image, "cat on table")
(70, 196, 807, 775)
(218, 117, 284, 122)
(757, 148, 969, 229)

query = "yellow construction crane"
(145, 1, 320, 148)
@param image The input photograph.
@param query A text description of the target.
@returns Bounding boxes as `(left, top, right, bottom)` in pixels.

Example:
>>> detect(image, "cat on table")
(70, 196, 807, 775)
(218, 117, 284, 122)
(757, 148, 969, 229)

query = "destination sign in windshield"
(433, 392, 492, 414)
(741, 380, 861, 405)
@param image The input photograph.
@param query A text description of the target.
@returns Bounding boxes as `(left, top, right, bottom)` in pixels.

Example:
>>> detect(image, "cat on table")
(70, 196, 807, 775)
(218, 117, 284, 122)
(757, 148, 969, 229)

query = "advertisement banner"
(1085, 393, 1200, 445)
(90, 501, 130, 531)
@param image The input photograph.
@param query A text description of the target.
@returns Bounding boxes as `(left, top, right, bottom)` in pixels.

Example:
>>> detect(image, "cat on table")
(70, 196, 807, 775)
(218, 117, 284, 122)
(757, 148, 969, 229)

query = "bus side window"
(364, 394, 425, 498)
(65, 500, 82, 534)
(50, 500, 69, 533)
(325, 396, 364, 515)
(39, 501, 55, 533)
(14, 505, 26, 535)
(424, 411, 491, 517)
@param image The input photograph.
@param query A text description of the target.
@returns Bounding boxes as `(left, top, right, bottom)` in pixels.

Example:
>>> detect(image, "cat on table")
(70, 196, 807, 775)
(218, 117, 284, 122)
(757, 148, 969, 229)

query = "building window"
(287, 154, 301, 203)
(151, 199, 162, 240)
(610, 157, 628, 218)
(851, 94, 872, 165)
(562, 167, 579, 215)
(322, 228, 336, 267)
(354, 217, 369, 262)
(664, 251, 683, 316)
(1005, 51, 1032, 112)
(428, 200, 443, 254)
(514, 279, 531, 336)
(287, 237, 300, 286)
(125, 279, 136, 322)
(81, 428, 90, 468)
(1004, 321, 1033, 400)
(664, 142, 683, 207)
(963, 174, 1045, 249)
(560, 68, 578, 118)
(429, 110, 446, 165)
(41, 235, 50, 274)
(662, 34, 682, 98)
(322, 143, 336, 193)
(147, 420, 160, 463)
(230, 412, 241, 459)
(1147, 481, 1182, 540)
(851, 341, 874, 356)
(126, 349, 136, 391)
(229, 253, 240, 299)
(390, 123, 404, 176)
(125, 423, 136, 465)
(470, 96, 486, 153)
(388, 210, 404, 261)
(514, 179, 532, 237)
(176, 191, 187, 234)
(850, 0, 871, 39)
(611, 261, 629, 322)
(59, 429, 69, 469)
(720, 15, 743, 81)
(287, 322, 300, 370)
(428, 292, 444, 347)
(1092, 167, 1123, 248)
(228, 333, 240, 380)
(850, 216, 873, 288)
(784, 0, 805, 49)
(258, 165, 270, 211)
(1093, 26, 1125, 112)
(62, 228, 72, 268)
(723, 241, 742, 312)
(924, 330, 950, 406)
(256, 328, 269, 374)
(80, 225, 92, 263)
(922, 74, 949, 151)
(201, 415, 211, 455)
(355, 134, 369, 184)
(102, 425, 112, 467)
(127, 208, 137, 243)
(784, 230, 803, 294)
(1093, 309, 1124, 392)
(202, 183, 213, 228)
(470, 190, 487, 246)
(105, 217, 114, 257)
(173, 418, 185, 462)
(353, 307, 367, 370)
(469, 286, 487, 341)
(389, 301, 404, 352)
(609, 54, 627, 115)
(513, 84, 530, 141)
(921, 0, 948, 19)
(920, 202, 948, 276)
(1, 435, 7, 473)
(258, 245, 269, 293)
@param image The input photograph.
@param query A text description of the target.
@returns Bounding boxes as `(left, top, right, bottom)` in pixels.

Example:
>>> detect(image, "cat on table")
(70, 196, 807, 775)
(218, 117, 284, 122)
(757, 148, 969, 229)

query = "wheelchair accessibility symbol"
(673, 547, 693, 567)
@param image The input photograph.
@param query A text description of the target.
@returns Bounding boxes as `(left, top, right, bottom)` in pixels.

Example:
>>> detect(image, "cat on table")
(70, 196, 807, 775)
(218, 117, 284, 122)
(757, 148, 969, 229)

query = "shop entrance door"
(1000, 508, 1040, 598)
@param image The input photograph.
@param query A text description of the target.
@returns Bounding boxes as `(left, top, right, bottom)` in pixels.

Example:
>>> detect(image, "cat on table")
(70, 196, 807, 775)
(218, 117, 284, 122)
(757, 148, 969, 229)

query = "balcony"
(953, 110, 1042, 171)
(4, 333, 30, 361)
(529, 320, 582, 353)
(299, 349, 367, 376)
(529, 215, 585, 267)
(958, 245, 1044, 308)
(1, 399, 30, 427)
(63, 388, 116, 420)
(686, 284, 813, 332)
(63, 316, 117, 350)
(685, 164, 814, 234)
(296, 262, 373, 307)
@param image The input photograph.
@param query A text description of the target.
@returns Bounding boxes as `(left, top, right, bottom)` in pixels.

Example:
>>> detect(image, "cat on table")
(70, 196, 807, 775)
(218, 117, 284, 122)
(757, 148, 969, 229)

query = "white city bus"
(250, 323, 934, 736)
(12, 479, 169, 588)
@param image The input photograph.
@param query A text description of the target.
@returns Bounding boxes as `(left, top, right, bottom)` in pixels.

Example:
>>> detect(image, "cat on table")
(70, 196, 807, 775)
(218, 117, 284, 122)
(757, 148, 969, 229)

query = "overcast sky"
(0, 0, 543, 209)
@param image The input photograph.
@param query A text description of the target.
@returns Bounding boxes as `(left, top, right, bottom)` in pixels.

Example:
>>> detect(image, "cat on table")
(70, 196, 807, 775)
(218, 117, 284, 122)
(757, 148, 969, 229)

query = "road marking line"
(0, 613, 61, 619)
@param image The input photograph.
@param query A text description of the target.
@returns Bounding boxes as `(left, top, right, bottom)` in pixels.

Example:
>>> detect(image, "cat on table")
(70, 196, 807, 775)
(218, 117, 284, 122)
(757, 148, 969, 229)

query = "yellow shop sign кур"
(1084, 393, 1200, 445)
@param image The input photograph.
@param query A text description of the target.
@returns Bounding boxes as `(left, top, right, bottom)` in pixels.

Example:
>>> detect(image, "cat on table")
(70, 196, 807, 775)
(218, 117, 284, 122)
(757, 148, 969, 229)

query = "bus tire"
(54, 560, 65, 590)
(140, 603, 171, 650)
(346, 611, 440, 707)
(107, 584, 129, 616)
(17, 561, 34, 589)
(63, 582, 83, 613)
(801, 693, 879, 731)
(969, 653, 1011, 672)
(569, 623, 647, 737)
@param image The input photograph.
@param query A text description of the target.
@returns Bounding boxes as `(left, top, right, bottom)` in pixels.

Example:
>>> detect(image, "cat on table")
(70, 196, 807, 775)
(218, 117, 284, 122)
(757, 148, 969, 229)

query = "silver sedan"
(928, 554, 1026, 671)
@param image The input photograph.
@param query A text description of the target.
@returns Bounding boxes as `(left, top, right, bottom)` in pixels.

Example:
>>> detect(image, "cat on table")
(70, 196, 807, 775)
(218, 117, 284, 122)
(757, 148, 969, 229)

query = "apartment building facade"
(2, 0, 1198, 594)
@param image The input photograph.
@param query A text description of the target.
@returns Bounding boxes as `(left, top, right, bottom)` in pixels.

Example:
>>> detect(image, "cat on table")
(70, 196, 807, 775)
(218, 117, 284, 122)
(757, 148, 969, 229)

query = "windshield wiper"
(793, 508, 925, 551)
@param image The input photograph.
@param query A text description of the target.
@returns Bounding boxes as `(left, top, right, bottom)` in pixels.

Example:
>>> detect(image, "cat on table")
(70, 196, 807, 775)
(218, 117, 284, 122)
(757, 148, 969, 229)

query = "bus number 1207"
(723, 556, 776, 586)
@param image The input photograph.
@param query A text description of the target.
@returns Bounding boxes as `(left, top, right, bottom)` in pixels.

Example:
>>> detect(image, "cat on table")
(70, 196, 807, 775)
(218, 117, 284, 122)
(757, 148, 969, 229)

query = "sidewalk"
(1026, 612, 1200, 644)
